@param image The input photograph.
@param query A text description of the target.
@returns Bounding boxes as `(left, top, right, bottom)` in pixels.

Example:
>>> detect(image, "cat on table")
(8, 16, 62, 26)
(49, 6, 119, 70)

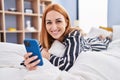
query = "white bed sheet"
(0, 39, 120, 80)
(0, 67, 26, 80)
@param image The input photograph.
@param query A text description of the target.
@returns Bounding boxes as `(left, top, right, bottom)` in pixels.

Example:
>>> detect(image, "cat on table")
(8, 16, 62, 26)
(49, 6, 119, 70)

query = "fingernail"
(37, 59, 40, 62)
(34, 56, 38, 59)
(29, 52, 32, 55)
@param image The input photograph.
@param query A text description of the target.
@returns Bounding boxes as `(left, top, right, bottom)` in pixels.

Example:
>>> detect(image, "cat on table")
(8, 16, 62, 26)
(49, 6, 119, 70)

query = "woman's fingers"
(24, 52, 32, 60)
(99, 35, 105, 40)
(26, 59, 40, 70)
(28, 65, 38, 71)
(24, 52, 40, 70)
(24, 56, 38, 66)
(27, 59, 40, 70)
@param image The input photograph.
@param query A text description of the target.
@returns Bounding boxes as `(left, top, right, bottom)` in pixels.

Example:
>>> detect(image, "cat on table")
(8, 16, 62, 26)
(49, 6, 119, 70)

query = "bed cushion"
(48, 40, 65, 57)
(0, 42, 26, 67)
(86, 27, 112, 38)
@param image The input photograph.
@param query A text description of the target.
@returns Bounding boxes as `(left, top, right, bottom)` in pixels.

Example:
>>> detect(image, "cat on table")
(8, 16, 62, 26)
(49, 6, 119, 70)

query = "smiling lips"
(51, 29, 60, 35)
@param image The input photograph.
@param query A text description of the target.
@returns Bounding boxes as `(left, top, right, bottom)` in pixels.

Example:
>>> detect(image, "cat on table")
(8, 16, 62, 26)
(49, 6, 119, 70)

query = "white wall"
(108, 0, 120, 27)
(79, 0, 108, 33)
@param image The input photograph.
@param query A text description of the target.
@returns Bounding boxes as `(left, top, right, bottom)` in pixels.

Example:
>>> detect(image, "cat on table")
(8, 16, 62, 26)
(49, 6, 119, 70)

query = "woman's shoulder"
(68, 27, 86, 37)
(63, 27, 84, 41)
(68, 29, 81, 37)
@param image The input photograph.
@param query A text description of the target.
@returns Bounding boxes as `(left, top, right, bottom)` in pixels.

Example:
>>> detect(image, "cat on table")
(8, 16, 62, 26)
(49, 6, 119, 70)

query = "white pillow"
(0, 42, 26, 67)
(112, 25, 120, 40)
(48, 40, 66, 57)
(108, 39, 120, 53)
(0, 42, 26, 56)
(86, 27, 112, 38)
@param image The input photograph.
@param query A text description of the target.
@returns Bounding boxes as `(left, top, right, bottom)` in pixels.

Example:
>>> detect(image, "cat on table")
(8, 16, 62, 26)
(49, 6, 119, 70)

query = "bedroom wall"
(53, 0, 120, 27)
(4, 0, 120, 42)
(108, 0, 120, 27)
(5, 0, 120, 28)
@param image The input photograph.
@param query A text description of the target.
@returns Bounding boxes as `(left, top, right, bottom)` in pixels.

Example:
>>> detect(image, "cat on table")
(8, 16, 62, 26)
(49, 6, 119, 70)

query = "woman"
(23, 4, 111, 71)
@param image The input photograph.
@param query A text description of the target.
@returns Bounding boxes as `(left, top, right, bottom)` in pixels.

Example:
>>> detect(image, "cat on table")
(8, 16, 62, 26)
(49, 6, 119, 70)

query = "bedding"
(0, 39, 120, 80)
(0, 42, 26, 67)
(0, 42, 27, 80)
(24, 39, 120, 80)
(112, 25, 120, 40)
(86, 27, 112, 38)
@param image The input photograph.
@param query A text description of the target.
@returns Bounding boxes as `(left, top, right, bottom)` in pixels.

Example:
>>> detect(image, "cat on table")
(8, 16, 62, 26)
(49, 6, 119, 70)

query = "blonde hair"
(40, 4, 82, 49)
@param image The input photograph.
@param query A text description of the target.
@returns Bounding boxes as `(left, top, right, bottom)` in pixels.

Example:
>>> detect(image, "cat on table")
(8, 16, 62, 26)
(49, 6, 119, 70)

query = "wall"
(79, 0, 108, 33)
(53, 0, 120, 27)
(108, 0, 120, 27)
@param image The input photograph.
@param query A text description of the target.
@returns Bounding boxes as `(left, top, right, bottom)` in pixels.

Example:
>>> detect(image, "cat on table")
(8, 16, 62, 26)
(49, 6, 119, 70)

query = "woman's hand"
(24, 53, 40, 70)
(98, 35, 106, 40)
(98, 35, 112, 41)
(41, 48, 50, 60)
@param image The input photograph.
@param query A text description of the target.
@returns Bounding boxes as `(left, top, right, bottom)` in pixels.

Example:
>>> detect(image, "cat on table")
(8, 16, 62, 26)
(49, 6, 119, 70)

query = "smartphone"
(24, 39, 43, 66)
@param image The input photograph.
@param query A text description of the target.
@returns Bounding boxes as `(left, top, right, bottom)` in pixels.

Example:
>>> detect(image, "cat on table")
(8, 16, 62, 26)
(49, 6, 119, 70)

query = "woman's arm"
(49, 30, 83, 71)
(86, 36, 112, 51)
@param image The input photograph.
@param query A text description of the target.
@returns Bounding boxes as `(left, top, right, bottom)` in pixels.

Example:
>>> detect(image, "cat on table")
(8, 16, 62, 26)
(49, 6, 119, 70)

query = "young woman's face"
(45, 10, 67, 40)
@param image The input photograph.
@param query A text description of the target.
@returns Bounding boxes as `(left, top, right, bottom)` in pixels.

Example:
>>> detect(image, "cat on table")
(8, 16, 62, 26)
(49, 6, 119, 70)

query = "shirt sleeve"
(39, 43, 43, 51)
(49, 30, 82, 71)
(86, 37, 111, 51)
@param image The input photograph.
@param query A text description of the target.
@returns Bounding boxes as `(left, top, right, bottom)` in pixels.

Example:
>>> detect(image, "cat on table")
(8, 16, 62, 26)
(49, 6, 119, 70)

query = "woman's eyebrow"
(46, 20, 51, 22)
(46, 18, 62, 21)
(56, 18, 62, 20)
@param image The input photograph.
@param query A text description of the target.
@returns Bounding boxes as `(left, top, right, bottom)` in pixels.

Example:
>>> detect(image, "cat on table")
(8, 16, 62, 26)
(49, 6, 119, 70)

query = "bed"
(0, 26, 120, 80)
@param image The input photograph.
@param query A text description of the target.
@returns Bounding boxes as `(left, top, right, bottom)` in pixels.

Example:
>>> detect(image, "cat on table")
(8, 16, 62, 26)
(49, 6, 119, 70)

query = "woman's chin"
(52, 35, 60, 40)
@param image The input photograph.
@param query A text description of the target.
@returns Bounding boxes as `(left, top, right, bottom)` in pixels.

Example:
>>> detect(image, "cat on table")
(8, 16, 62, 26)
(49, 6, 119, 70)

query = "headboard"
(99, 26, 113, 32)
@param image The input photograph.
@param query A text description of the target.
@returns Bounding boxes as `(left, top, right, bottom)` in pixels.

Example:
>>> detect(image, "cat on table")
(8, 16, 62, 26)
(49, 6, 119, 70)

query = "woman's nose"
(51, 23, 57, 30)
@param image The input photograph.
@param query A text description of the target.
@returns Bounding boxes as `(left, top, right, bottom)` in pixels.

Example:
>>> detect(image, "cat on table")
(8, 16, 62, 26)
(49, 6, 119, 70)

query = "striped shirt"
(49, 30, 111, 71)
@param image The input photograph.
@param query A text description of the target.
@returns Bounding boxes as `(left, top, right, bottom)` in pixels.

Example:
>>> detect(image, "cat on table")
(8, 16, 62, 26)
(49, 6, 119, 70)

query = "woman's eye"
(46, 22, 52, 24)
(56, 20, 62, 23)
